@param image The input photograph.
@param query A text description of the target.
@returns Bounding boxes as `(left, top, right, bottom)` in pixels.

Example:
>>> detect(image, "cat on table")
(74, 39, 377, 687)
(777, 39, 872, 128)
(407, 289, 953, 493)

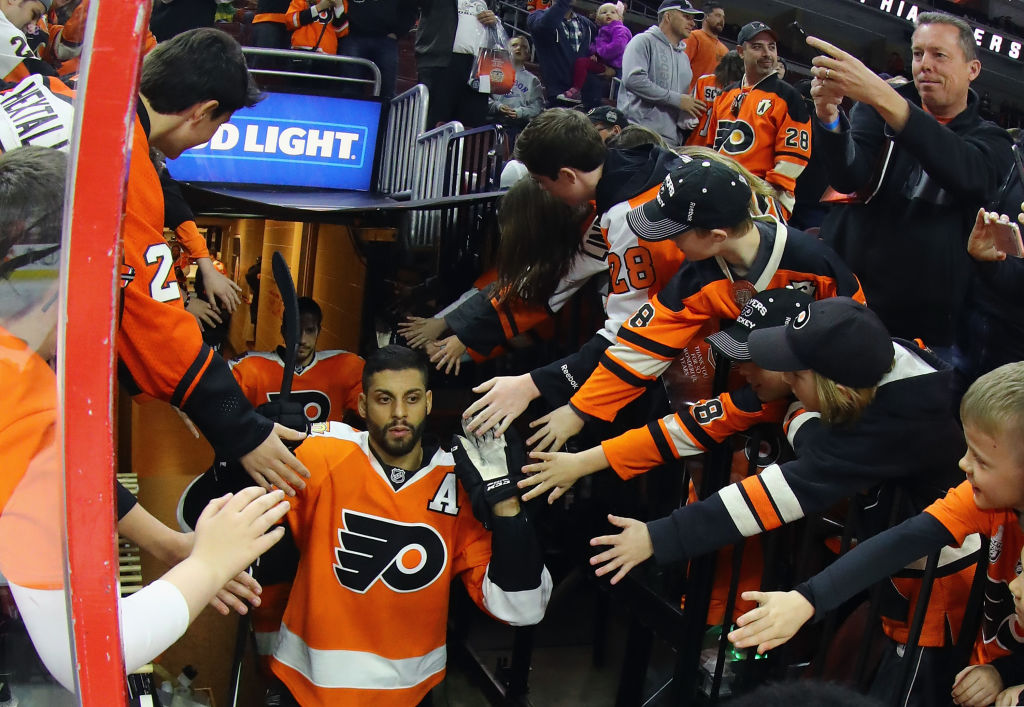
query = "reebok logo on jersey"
(334, 510, 447, 594)
(561, 364, 579, 389)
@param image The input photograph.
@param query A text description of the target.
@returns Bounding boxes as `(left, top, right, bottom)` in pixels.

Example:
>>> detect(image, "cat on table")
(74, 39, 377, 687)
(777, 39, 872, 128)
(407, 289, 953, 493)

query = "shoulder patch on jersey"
(334, 509, 448, 594)
(756, 98, 772, 116)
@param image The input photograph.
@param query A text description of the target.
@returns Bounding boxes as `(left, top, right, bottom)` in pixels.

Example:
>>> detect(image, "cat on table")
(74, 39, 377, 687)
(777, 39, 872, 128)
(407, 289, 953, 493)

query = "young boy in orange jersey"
(270, 346, 551, 706)
(524, 157, 863, 452)
(729, 361, 1024, 707)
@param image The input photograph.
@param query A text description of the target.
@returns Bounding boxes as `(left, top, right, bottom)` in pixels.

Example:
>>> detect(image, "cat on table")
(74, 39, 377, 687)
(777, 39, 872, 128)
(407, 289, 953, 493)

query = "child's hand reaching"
(520, 450, 585, 503)
(728, 590, 814, 654)
(996, 683, 1024, 706)
(398, 316, 447, 349)
(589, 514, 653, 584)
(952, 664, 1003, 707)
(163, 488, 290, 620)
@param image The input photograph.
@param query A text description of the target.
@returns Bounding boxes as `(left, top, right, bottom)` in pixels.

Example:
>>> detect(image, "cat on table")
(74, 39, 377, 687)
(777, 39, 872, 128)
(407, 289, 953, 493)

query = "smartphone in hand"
(990, 221, 1024, 258)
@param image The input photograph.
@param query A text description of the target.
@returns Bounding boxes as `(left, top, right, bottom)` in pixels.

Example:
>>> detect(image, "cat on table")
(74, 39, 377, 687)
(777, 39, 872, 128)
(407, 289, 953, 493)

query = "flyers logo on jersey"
(334, 510, 447, 594)
(714, 120, 755, 156)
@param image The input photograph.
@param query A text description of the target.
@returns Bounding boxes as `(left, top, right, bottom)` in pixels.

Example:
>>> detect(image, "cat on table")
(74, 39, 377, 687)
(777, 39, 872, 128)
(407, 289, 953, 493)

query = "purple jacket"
(592, 20, 632, 69)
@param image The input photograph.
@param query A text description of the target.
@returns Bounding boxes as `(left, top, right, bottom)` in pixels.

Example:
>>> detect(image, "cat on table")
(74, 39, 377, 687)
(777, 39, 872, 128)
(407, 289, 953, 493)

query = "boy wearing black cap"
(592, 297, 977, 705)
(527, 156, 862, 451)
(518, 288, 808, 502)
(699, 20, 811, 219)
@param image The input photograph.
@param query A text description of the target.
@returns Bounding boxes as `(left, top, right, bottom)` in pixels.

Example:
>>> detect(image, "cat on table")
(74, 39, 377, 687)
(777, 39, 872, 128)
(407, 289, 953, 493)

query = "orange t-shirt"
(683, 29, 727, 92)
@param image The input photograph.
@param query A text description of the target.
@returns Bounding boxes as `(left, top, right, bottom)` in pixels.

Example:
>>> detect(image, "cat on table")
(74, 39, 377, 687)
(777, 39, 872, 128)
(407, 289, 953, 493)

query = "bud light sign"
(167, 92, 381, 191)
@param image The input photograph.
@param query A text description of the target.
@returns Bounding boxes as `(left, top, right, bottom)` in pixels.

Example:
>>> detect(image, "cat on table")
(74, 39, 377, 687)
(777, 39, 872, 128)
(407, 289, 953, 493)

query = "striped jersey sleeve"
(602, 386, 788, 479)
(646, 454, 877, 564)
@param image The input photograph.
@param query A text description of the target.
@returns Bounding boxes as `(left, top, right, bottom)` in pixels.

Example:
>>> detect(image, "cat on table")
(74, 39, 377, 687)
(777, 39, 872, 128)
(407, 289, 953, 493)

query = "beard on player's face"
(369, 415, 427, 459)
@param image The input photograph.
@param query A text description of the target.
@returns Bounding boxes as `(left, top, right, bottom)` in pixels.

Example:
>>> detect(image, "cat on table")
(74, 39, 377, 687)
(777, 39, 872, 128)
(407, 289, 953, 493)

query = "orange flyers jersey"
(708, 74, 811, 211)
(685, 73, 721, 147)
(569, 218, 865, 423)
(593, 185, 687, 341)
(0, 329, 63, 590)
(229, 349, 364, 423)
(288, 0, 349, 54)
(925, 481, 1024, 662)
(118, 113, 210, 405)
(117, 110, 273, 461)
(601, 386, 788, 480)
(172, 221, 210, 262)
(271, 424, 550, 706)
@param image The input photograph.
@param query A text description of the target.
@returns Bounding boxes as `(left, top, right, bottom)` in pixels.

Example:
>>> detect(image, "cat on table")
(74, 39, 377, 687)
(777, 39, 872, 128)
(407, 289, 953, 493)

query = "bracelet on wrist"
(823, 115, 840, 131)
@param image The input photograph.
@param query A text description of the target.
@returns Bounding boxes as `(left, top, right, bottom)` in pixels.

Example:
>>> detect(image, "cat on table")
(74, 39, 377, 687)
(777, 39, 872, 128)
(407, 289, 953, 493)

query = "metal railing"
(407, 121, 465, 247)
(377, 84, 429, 196)
(241, 46, 382, 96)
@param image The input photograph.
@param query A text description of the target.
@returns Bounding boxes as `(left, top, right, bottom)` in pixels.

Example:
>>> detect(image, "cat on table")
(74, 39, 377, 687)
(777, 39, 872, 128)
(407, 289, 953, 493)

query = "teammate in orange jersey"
(231, 297, 364, 425)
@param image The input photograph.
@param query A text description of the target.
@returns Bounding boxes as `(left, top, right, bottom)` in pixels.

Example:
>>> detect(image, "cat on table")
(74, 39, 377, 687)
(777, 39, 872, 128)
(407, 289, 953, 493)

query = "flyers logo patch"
(714, 120, 755, 156)
(334, 510, 447, 594)
(268, 389, 331, 423)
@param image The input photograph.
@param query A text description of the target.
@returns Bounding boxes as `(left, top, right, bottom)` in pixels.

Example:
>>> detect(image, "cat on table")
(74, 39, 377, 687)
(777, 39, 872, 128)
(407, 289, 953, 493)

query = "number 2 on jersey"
(608, 246, 655, 294)
(144, 243, 182, 303)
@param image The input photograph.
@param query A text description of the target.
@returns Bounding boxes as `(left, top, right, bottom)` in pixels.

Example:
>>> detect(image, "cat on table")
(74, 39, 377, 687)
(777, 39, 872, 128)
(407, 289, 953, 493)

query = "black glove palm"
(451, 426, 527, 529)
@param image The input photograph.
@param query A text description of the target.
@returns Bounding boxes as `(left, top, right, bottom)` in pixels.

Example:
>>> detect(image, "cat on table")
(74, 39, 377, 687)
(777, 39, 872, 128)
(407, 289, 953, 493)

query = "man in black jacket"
(805, 12, 1012, 359)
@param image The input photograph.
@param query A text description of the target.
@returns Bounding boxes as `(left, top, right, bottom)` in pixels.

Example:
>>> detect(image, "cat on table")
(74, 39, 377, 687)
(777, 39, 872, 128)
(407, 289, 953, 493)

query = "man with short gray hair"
(807, 12, 1012, 358)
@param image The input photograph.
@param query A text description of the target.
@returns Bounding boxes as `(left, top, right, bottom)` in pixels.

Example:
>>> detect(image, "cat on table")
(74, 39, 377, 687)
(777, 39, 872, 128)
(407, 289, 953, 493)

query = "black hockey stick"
(226, 252, 301, 707)
(272, 250, 300, 403)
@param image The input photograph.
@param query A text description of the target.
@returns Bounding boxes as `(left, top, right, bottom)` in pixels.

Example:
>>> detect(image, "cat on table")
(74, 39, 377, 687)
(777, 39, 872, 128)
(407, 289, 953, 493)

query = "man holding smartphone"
(806, 11, 1012, 362)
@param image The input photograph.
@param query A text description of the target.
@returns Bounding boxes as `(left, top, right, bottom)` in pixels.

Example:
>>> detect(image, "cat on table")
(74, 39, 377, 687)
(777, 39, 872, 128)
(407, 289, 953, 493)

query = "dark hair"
(715, 50, 744, 87)
(514, 109, 606, 180)
(495, 177, 590, 306)
(726, 681, 883, 707)
(703, 1, 722, 12)
(140, 28, 262, 118)
(362, 345, 430, 391)
(297, 296, 323, 328)
(0, 147, 65, 266)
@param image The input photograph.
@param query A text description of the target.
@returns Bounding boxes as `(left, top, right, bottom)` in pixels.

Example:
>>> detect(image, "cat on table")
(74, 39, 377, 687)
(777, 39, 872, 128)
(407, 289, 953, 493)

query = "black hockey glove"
(255, 400, 309, 446)
(452, 424, 527, 529)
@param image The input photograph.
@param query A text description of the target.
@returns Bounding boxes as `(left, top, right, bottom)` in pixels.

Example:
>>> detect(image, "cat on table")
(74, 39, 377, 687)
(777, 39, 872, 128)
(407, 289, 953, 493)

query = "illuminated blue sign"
(166, 92, 382, 191)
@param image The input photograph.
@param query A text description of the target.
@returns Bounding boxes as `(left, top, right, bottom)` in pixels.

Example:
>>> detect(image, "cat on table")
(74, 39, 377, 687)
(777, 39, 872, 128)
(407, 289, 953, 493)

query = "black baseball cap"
(657, 0, 703, 20)
(626, 156, 752, 241)
(587, 105, 629, 129)
(748, 297, 894, 388)
(738, 21, 778, 45)
(706, 288, 813, 361)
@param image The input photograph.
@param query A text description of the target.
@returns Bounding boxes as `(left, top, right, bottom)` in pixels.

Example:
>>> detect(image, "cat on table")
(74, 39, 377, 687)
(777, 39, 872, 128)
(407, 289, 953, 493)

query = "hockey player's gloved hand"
(255, 400, 308, 440)
(452, 422, 527, 528)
